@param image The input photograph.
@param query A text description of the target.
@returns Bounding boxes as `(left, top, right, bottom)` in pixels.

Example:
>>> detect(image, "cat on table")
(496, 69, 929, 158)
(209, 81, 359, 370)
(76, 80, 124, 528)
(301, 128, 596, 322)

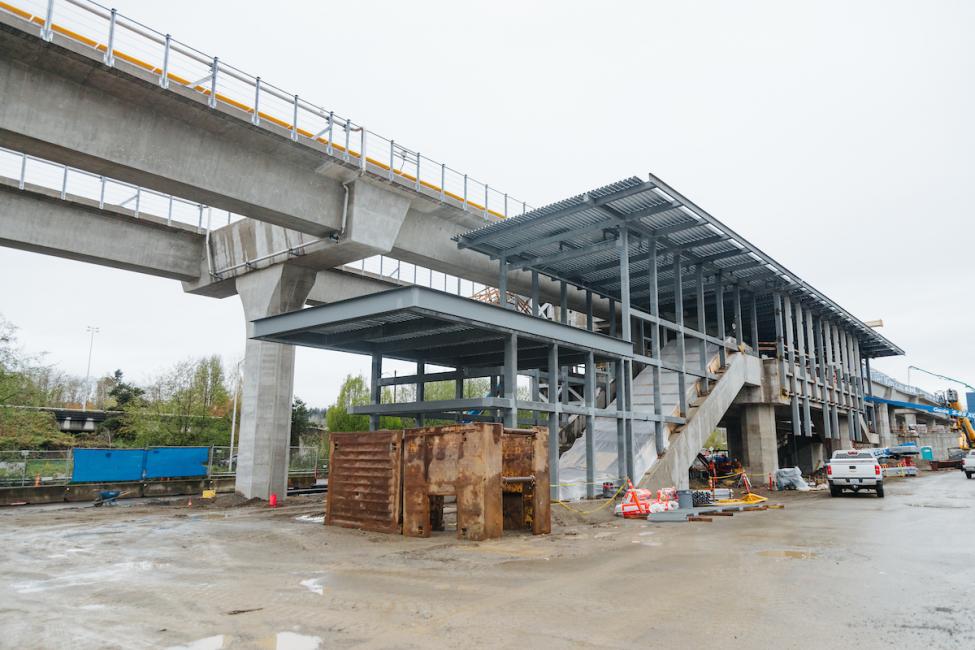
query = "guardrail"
(870, 368, 940, 404)
(0, 145, 230, 231)
(342, 254, 489, 299)
(0, 0, 531, 221)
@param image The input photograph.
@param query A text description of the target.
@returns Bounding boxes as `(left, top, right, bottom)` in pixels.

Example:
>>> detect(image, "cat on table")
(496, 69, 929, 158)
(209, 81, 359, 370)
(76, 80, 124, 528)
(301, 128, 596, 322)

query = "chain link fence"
(0, 450, 72, 487)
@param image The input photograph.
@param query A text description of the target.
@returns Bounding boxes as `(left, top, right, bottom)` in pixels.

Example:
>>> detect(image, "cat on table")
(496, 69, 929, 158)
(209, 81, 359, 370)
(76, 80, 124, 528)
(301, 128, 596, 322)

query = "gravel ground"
(1, 471, 973, 649)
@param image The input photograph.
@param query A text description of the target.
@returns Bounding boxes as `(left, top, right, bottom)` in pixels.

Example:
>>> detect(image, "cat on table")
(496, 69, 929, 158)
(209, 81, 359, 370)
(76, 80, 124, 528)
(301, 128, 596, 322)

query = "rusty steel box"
(402, 423, 550, 541)
(325, 430, 403, 534)
(325, 424, 550, 541)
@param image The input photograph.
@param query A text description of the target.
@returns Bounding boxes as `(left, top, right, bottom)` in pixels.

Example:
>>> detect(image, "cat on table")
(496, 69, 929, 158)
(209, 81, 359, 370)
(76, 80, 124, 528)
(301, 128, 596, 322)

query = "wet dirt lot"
(1, 471, 973, 649)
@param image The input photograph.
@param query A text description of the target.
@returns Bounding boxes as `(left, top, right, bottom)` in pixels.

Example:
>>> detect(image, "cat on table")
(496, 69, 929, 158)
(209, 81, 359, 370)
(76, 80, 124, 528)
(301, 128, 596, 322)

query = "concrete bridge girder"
(0, 16, 598, 317)
(0, 19, 347, 236)
(0, 179, 205, 280)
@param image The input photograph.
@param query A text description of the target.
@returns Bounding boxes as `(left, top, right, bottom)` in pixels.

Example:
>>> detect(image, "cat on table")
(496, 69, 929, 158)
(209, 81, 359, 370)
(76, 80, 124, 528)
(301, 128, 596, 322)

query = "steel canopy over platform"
(455, 173, 903, 359)
(250, 285, 632, 368)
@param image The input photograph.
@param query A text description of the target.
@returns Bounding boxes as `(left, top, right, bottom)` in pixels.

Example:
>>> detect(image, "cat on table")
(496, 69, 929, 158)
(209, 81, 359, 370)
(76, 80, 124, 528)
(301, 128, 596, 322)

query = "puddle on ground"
(295, 514, 325, 524)
(272, 632, 322, 650)
(13, 560, 159, 593)
(300, 577, 325, 595)
(166, 635, 225, 650)
(758, 550, 818, 560)
(167, 632, 321, 650)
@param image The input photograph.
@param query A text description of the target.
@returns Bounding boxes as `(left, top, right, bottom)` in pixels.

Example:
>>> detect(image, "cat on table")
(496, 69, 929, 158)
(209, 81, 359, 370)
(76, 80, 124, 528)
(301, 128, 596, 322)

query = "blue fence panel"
(71, 448, 146, 483)
(144, 447, 209, 479)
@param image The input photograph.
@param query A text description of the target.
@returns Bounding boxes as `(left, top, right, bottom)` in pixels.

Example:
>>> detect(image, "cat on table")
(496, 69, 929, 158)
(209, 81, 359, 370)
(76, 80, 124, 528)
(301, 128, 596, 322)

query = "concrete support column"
(796, 438, 825, 475)
(235, 265, 316, 501)
(741, 404, 778, 480)
(876, 402, 892, 448)
(835, 414, 854, 449)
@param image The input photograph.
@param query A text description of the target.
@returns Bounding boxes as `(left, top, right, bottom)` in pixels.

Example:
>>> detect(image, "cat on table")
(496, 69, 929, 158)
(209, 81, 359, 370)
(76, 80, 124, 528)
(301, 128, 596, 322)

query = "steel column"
(748, 293, 759, 357)
(782, 293, 801, 436)
(823, 321, 842, 440)
(804, 306, 818, 404)
(416, 361, 426, 427)
(673, 251, 687, 417)
(864, 352, 875, 430)
(624, 360, 636, 481)
(619, 228, 631, 342)
(369, 353, 382, 431)
(696, 266, 708, 380)
(585, 290, 594, 331)
(560, 281, 568, 324)
(498, 257, 509, 309)
(615, 358, 627, 481)
(734, 284, 743, 349)
(715, 272, 727, 368)
(813, 316, 832, 439)
(774, 293, 786, 395)
(648, 238, 664, 453)
(504, 334, 518, 427)
(547, 343, 559, 500)
(585, 351, 596, 499)
(794, 301, 812, 436)
(531, 270, 540, 318)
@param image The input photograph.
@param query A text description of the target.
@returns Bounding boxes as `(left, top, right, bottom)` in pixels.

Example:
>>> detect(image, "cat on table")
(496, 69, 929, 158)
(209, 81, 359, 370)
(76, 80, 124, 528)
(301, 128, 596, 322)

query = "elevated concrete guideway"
(0, 8, 590, 310)
(0, 0, 588, 500)
(0, 1, 903, 502)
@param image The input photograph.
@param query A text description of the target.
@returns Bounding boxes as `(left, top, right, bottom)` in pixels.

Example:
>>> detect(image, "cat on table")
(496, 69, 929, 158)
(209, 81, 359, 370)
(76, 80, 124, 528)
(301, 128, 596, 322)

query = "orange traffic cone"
(269, 493, 278, 508)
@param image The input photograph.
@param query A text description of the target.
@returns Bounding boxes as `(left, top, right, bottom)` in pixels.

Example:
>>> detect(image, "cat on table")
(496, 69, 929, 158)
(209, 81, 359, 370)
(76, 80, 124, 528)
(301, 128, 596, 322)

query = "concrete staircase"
(558, 339, 744, 500)
(639, 350, 749, 493)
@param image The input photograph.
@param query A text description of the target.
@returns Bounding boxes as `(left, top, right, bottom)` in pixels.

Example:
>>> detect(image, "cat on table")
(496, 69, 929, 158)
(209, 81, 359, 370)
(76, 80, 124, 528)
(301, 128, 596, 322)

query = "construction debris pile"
(609, 471, 780, 523)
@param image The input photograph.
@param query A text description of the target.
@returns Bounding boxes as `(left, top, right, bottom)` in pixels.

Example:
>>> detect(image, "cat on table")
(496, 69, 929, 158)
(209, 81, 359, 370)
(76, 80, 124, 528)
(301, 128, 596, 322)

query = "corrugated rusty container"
(325, 430, 403, 534)
(402, 423, 504, 541)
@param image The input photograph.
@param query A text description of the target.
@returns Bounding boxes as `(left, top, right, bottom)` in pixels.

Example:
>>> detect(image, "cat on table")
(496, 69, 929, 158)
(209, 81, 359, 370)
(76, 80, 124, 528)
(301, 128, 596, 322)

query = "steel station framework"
(252, 174, 903, 498)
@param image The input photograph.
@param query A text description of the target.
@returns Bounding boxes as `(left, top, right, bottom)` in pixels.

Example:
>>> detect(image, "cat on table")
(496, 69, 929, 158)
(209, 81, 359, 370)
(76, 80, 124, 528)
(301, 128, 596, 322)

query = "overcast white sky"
(1, 0, 973, 407)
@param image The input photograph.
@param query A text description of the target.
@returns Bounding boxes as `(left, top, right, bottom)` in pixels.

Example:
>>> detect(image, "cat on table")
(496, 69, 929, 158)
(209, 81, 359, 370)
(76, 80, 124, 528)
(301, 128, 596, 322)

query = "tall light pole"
(229, 360, 242, 472)
(83, 326, 100, 411)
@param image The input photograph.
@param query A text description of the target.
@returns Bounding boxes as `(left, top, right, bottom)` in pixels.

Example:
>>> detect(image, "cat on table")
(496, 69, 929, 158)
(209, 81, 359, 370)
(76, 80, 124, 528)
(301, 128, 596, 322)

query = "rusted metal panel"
(501, 427, 551, 535)
(402, 423, 504, 541)
(531, 425, 551, 534)
(325, 430, 402, 534)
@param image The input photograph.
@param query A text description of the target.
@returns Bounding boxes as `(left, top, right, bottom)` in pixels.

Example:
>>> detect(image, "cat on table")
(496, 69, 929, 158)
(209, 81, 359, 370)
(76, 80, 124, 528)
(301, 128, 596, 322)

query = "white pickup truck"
(827, 449, 884, 498)
(963, 450, 975, 479)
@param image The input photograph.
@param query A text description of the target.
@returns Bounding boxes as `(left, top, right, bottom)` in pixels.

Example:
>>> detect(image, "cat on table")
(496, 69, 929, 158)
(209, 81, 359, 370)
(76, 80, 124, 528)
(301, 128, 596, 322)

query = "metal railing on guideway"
(0, 0, 531, 221)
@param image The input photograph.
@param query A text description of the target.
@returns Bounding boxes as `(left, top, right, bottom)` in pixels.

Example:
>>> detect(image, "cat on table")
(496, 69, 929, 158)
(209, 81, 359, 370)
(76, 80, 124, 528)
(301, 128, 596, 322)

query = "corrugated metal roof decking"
(455, 174, 903, 358)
